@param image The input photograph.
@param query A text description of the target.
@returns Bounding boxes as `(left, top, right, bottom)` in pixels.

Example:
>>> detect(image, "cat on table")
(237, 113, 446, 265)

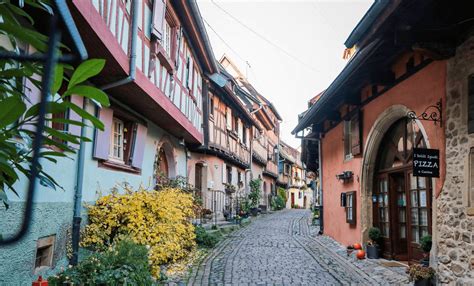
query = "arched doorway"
(154, 137, 177, 187)
(373, 118, 432, 262)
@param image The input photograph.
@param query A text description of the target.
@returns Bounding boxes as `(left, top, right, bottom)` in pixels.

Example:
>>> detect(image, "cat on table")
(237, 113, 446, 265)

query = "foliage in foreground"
(48, 239, 154, 285)
(81, 186, 196, 277)
(0, 1, 108, 208)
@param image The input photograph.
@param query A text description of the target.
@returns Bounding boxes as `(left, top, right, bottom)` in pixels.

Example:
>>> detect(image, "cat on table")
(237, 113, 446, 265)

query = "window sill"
(344, 154, 353, 162)
(229, 131, 239, 140)
(98, 160, 141, 174)
(156, 45, 175, 75)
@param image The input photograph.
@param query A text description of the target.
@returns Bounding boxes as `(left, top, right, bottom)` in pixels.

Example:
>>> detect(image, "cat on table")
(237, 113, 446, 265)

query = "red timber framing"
(69, 0, 216, 144)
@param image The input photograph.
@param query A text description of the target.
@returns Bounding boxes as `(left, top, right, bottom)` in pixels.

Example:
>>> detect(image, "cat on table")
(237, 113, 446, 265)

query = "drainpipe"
(101, 0, 139, 91)
(70, 0, 139, 265)
(70, 98, 88, 266)
(317, 137, 324, 235)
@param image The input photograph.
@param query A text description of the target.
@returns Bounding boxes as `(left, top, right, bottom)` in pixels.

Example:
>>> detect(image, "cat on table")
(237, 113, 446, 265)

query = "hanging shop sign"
(413, 148, 440, 178)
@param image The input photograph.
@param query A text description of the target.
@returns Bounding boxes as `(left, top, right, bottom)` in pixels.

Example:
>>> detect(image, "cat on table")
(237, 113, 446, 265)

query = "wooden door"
(389, 172, 408, 261)
(291, 193, 295, 207)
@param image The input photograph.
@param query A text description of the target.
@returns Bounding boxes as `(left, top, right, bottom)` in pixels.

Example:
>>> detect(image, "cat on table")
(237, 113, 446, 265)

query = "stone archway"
(359, 105, 431, 243)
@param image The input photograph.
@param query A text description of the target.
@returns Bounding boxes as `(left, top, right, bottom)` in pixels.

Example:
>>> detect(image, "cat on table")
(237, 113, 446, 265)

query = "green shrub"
(368, 227, 381, 244)
(420, 235, 432, 253)
(248, 179, 262, 208)
(271, 195, 286, 210)
(48, 239, 154, 285)
(195, 226, 222, 248)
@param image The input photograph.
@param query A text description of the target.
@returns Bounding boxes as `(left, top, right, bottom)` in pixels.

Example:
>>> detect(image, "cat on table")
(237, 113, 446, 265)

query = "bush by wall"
(49, 239, 154, 285)
(81, 186, 196, 277)
(194, 225, 222, 248)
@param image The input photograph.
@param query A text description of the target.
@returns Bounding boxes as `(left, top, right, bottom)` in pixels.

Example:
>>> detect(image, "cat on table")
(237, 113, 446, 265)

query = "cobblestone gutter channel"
(186, 210, 410, 285)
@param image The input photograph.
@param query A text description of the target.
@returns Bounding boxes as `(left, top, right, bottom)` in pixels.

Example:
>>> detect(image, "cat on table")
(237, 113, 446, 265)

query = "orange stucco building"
(295, 1, 473, 279)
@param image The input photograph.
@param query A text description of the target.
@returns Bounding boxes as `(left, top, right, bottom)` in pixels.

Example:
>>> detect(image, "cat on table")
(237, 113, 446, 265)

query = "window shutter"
(151, 0, 166, 40)
(93, 108, 114, 160)
(468, 75, 474, 134)
(131, 123, 148, 169)
(222, 163, 227, 184)
(351, 111, 362, 156)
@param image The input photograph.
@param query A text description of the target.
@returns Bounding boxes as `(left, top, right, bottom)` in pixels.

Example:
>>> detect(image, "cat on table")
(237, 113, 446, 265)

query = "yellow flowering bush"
(81, 186, 196, 277)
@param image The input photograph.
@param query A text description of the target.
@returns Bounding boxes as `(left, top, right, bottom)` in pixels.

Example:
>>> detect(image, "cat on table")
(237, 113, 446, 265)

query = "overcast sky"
(197, 0, 372, 148)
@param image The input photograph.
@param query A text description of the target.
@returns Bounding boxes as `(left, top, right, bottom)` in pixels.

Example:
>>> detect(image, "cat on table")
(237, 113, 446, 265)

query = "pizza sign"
(413, 148, 440, 178)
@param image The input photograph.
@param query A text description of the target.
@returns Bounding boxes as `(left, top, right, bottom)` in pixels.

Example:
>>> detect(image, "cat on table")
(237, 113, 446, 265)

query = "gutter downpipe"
(245, 104, 264, 192)
(101, 0, 139, 91)
(70, 0, 139, 265)
(318, 137, 324, 235)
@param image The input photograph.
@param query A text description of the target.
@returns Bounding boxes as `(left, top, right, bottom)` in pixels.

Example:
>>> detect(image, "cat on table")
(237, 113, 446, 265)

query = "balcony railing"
(88, 0, 203, 133)
(209, 121, 250, 165)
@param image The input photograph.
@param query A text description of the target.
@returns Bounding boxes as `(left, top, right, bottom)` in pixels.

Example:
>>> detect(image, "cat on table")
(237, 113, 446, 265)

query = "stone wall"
(438, 35, 474, 284)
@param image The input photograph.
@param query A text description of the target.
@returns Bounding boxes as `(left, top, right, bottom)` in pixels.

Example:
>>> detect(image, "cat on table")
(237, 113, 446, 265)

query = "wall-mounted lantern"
(336, 171, 353, 182)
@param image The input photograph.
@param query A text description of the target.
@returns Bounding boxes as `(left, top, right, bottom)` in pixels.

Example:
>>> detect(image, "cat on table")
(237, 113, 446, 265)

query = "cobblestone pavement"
(187, 209, 410, 285)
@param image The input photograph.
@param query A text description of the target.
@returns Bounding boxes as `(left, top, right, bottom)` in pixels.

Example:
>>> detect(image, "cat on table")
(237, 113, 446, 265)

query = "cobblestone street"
(188, 210, 410, 285)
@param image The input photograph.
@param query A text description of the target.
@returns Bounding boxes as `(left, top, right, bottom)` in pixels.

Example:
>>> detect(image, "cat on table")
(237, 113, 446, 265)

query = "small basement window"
(35, 235, 55, 271)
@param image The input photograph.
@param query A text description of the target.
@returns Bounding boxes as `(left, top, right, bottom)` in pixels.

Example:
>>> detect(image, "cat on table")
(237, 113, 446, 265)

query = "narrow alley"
(188, 210, 409, 285)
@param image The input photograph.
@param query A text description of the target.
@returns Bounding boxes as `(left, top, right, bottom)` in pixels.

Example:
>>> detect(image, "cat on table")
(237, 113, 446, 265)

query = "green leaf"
(43, 126, 80, 144)
(0, 22, 48, 52)
(63, 85, 110, 107)
(47, 117, 87, 127)
(0, 188, 9, 210)
(7, 3, 35, 25)
(68, 59, 106, 89)
(38, 173, 56, 190)
(0, 67, 33, 78)
(0, 96, 26, 129)
(52, 64, 64, 95)
(64, 101, 105, 130)
(24, 101, 67, 119)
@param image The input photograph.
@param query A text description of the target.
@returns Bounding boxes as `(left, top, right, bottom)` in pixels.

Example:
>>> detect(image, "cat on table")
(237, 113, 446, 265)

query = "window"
(233, 116, 239, 133)
(35, 235, 55, 271)
(226, 165, 232, 184)
(343, 112, 362, 159)
(377, 178, 390, 236)
(162, 20, 172, 56)
(209, 96, 214, 117)
(409, 173, 429, 243)
(299, 191, 302, 199)
(94, 108, 148, 171)
(345, 191, 356, 225)
(237, 171, 242, 187)
(110, 118, 125, 162)
(344, 120, 352, 159)
(242, 126, 247, 145)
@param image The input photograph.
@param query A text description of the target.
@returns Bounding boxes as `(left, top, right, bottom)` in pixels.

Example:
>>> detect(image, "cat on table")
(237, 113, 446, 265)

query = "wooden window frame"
(109, 117, 126, 163)
(345, 191, 356, 225)
(34, 235, 56, 272)
(343, 120, 352, 160)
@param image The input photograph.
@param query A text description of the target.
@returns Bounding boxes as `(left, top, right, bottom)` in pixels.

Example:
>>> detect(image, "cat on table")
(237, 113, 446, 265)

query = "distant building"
(278, 141, 312, 209)
(220, 55, 282, 210)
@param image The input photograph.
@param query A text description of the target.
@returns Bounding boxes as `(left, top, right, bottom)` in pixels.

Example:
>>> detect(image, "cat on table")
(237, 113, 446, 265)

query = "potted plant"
(420, 235, 432, 266)
(366, 227, 381, 259)
(202, 208, 213, 220)
(407, 264, 435, 286)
